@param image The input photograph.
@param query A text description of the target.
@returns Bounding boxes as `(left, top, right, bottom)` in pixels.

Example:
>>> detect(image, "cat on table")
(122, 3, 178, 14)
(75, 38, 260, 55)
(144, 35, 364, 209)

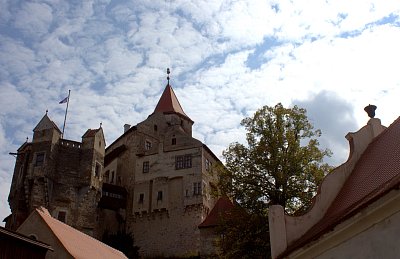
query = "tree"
(217, 103, 332, 257)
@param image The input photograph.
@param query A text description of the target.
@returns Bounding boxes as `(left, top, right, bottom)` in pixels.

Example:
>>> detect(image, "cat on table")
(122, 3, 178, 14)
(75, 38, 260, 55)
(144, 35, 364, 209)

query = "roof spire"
(167, 68, 170, 85)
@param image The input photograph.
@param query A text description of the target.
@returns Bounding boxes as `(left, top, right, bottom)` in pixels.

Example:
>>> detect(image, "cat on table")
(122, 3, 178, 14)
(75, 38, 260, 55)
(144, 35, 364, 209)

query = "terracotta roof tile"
(82, 128, 100, 138)
(199, 197, 235, 228)
(281, 117, 400, 257)
(154, 85, 189, 119)
(35, 207, 127, 259)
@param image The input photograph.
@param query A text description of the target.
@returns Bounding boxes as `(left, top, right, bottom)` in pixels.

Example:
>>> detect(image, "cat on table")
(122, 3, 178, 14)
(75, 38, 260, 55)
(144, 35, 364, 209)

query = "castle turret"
(81, 127, 106, 188)
(32, 113, 62, 144)
(153, 84, 194, 136)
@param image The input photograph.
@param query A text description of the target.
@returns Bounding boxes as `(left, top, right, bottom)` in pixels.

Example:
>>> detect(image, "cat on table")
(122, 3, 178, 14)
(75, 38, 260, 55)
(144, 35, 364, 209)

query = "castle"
(6, 79, 223, 257)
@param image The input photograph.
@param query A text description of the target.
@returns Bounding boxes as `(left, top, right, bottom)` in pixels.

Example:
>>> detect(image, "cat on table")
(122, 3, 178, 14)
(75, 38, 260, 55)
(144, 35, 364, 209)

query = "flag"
(59, 96, 68, 104)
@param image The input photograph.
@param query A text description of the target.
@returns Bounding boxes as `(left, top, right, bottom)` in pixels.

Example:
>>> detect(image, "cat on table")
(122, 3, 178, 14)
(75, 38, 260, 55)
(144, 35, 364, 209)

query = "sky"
(1, 0, 400, 224)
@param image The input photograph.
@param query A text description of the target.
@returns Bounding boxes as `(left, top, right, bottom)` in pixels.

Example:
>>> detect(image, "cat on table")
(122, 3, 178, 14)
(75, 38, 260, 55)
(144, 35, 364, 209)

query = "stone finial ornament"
(364, 104, 377, 118)
(167, 68, 170, 85)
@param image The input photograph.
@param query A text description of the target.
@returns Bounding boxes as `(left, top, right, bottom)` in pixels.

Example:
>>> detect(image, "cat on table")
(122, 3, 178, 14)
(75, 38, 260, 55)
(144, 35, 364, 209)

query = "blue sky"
(1, 0, 400, 223)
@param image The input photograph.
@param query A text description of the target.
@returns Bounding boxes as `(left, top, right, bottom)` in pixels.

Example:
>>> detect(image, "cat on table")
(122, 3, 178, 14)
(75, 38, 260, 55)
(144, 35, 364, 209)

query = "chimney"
(124, 124, 131, 133)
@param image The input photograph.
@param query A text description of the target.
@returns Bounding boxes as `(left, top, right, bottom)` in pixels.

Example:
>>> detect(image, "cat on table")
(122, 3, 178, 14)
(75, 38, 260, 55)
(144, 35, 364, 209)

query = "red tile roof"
(199, 197, 235, 228)
(35, 207, 127, 259)
(154, 85, 189, 118)
(82, 128, 100, 138)
(281, 117, 400, 257)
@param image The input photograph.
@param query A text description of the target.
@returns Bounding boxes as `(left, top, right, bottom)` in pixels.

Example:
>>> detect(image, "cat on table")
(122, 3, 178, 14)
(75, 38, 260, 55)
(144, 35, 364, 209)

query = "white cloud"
(14, 2, 53, 38)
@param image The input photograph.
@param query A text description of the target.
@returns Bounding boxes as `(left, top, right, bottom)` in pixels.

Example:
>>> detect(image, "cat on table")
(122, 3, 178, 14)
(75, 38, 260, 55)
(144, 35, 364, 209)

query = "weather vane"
(167, 68, 170, 85)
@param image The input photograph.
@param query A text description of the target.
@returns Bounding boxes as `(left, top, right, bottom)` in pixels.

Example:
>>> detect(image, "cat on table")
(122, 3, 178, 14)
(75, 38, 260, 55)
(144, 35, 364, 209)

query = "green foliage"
(217, 103, 332, 257)
(220, 103, 332, 213)
(217, 207, 270, 259)
(102, 230, 140, 259)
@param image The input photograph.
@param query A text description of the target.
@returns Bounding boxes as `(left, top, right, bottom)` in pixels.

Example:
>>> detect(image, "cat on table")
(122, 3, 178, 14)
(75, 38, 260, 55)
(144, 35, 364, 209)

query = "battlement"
(59, 139, 82, 149)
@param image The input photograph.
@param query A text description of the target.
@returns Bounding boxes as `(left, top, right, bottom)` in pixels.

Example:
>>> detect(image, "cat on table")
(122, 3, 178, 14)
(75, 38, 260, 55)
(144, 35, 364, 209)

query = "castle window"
(172, 138, 176, 145)
(104, 170, 110, 183)
(193, 182, 201, 196)
(95, 162, 101, 177)
(35, 152, 45, 166)
(145, 140, 152, 150)
(143, 161, 149, 173)
(110, 171, 115, 184)
(57, 211, 67, 223)
(175, 154, 192, 170)
(139, 193, 144, 204)
(154, 125, 158, 131)
(205, 159, 210, 171)
(157, 191, 163, 201)
(29, 234, 38, 240)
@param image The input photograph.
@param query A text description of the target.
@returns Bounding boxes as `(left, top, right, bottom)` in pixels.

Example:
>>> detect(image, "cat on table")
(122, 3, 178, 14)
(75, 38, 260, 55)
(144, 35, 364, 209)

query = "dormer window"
(145, 140, 152, 150)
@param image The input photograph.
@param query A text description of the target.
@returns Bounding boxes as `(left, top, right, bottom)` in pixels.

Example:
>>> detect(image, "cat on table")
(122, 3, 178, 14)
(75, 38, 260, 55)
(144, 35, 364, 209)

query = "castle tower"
(7, 113, 105, 237)
(103, 75, 222, 257)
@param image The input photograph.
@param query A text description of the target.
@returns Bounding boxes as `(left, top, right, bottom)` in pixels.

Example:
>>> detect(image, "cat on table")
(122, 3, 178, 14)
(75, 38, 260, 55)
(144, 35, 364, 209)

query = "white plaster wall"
(316, 210, 400, 259)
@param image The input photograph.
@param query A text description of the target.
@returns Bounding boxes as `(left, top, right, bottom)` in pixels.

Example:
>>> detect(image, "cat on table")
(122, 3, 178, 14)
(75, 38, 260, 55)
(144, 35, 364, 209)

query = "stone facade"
(7, 113, 105, 238)
(7, 83, 222, 258)
(103, 85, 221, 257)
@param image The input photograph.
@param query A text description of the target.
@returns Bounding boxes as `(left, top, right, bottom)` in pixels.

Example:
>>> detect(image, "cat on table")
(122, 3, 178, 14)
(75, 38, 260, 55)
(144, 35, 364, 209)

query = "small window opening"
(111, 171, 115, 184)
(104, 170, 110, 183)
(157, 191, 163, 201)
(145, 140, 152, 150)
(95, 163, 101, 177)
(35, 153, 45, 167)
(57, 211, 67, 223)
(172, 138, 176, 145)
(139, 193, 144, 204)
(143, 161, 149, 173)
(193, 182, 201, 196)
(29, 234, 38, 240)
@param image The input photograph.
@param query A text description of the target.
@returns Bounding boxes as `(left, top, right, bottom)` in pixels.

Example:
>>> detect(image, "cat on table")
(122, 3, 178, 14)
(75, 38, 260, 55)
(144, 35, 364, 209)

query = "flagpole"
(62, 90, 71, 139)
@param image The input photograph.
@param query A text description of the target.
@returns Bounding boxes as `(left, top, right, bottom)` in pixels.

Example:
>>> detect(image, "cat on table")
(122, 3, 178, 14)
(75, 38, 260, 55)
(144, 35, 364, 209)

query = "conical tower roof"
(33, 113, 61, 133)
(154, 84, 190, 119)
